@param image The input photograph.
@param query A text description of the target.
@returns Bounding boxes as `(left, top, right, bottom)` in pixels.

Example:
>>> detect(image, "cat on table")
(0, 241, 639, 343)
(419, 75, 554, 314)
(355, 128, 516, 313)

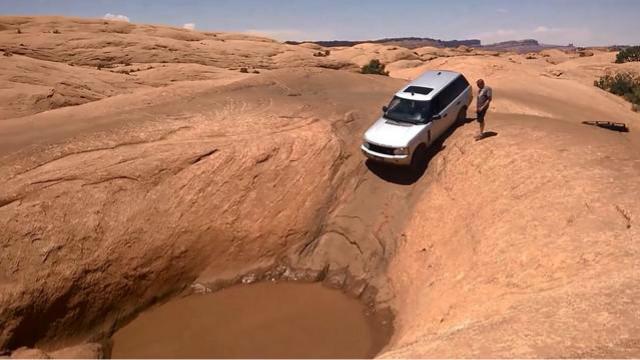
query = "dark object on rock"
(594, 72, 640, 107)
(615, 46, 640, 63)
(313, 50, 331, 57)
(582, 121, 629, 132)
(578, 49, 594, 57)
(549, 69, 564, 77)
(361, 59, 389, 76)
(239, 67, 249, 73)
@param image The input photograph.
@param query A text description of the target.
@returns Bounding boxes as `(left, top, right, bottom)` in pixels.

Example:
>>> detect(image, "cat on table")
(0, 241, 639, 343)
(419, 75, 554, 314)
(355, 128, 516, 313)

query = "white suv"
(362, 70, 472, 167)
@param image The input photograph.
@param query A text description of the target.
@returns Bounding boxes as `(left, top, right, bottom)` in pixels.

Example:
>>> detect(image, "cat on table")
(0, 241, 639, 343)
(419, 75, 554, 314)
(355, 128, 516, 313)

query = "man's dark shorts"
(477, 108, 487, 123)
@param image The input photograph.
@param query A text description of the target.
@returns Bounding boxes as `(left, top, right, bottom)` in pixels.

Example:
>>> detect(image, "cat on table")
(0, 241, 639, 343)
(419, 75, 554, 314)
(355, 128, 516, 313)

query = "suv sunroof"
(404, 86, 433, 95)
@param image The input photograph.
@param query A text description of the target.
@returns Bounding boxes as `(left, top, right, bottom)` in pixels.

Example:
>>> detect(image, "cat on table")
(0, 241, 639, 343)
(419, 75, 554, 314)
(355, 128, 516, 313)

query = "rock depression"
(1, 16, 640, 358)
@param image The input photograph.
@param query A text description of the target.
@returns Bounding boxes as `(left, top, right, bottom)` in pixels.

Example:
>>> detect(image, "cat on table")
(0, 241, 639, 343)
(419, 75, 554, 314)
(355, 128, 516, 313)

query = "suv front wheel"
(410, 144, 427, 171)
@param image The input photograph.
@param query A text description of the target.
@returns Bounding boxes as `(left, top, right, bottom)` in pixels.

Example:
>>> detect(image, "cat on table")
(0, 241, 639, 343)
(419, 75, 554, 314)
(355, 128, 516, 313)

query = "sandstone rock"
(549, 69, 564, 77)
(241, 273, 259, 284)
(263, 264, 288, 281)
(344, 278, 368, 298)
(2, 14, 640, 360)
(49, 343, 104, 359)
(281, 267, 326, 282)
(190, 283, 212, 294)
(10, 347, 49, 359)
(385, 59, 424, 74)
(324, 271, 347, 289)
(578, 49, 594, 57)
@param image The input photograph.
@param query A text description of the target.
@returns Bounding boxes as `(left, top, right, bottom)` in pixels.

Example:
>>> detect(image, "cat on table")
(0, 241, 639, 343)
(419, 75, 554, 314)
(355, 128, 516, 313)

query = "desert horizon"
(5, 12, 636, 49)
(1, 1, 640, 358)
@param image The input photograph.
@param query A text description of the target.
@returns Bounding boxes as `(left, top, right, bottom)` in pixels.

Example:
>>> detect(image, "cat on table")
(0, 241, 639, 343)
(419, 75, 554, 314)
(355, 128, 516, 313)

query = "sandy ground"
(1, 16, 640, 358)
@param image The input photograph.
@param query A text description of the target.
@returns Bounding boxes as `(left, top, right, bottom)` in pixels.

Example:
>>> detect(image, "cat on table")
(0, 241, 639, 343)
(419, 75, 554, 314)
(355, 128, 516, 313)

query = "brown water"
(110, 282, 391, 358)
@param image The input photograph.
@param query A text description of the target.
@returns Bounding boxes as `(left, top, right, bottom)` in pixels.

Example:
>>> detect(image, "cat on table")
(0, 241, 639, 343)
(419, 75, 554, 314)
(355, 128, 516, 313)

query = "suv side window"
(433, 75, 469, 115)
(459, 75, 470, 90)
(454, 76, 469, 97)
(439, 84, 455, 110)
(452, 77, 464, 101)
(430, 94, 442, 115)
(442, 76, 469, 108)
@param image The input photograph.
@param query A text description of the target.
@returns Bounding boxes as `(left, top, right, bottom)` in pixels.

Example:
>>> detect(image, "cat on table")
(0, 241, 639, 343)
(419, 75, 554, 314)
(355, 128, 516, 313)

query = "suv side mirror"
(382, 106, 388, 113)
(432, 114, 442, 120)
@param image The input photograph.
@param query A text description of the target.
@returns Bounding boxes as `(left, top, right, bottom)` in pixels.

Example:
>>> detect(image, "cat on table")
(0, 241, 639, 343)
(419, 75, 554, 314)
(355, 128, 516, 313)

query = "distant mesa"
(287, 37, 576, 53)
(481, 39, 575, 53)
(286, 37, 482, 49)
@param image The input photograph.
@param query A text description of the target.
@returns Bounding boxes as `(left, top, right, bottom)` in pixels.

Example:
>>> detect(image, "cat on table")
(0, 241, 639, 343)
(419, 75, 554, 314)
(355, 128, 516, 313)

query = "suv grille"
(367, 143, 395, 155)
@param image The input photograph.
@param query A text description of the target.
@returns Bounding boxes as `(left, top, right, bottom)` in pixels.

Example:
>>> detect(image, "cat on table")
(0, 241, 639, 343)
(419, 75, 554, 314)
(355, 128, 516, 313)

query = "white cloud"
(103, 13, 130, 22)
(534, 26, 550, 33)
(183, 23, 196, 30)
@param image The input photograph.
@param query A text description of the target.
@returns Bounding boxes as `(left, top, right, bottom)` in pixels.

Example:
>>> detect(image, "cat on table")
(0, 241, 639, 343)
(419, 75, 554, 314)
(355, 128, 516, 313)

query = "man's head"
(477, 79, 485, 89)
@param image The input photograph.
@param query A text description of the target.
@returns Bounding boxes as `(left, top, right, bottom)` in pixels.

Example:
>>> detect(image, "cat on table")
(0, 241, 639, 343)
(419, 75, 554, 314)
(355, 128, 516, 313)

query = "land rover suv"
(361, 70, 472, 167)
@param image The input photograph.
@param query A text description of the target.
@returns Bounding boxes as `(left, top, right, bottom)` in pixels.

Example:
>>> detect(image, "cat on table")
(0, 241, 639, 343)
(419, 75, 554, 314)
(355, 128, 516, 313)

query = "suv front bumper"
(361, 144, 411, 165)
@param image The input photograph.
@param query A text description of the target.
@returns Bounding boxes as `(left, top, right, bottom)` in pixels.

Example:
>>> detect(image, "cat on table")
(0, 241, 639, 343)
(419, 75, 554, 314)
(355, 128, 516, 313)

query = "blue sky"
(1, 0, 639, 46)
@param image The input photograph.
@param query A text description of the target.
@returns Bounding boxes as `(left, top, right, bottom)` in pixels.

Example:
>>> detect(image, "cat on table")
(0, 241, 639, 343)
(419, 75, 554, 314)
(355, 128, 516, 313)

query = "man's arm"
(480, 98, 492, 112)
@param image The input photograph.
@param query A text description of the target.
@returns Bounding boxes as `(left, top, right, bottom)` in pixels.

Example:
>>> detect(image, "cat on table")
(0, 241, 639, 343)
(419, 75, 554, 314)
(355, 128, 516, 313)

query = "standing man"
(476, 79, 492, 139)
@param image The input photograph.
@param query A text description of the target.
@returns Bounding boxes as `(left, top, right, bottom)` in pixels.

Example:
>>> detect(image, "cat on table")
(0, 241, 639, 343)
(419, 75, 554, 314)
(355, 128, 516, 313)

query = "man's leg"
(476, 110, 485, 137)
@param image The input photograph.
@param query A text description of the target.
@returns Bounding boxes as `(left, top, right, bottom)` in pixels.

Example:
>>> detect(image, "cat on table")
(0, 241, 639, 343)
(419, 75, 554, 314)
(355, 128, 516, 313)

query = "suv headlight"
(394, 147, 408, 155)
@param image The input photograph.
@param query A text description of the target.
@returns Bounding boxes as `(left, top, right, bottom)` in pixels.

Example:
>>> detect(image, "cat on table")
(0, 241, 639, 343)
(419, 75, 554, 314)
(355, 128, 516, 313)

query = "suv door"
(436, 77, 469, 135)
(429, 92, 446, 140)
(432, 84, 458, 139)
(450, 76, 469, 122)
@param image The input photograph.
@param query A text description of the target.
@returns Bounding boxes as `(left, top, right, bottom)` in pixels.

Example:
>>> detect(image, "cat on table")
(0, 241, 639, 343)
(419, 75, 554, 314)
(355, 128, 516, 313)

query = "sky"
(1, 0, 639, 46)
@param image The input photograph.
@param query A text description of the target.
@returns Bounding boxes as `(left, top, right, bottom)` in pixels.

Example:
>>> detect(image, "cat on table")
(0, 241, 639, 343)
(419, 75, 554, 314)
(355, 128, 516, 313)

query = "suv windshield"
(384, 96, 433, 124)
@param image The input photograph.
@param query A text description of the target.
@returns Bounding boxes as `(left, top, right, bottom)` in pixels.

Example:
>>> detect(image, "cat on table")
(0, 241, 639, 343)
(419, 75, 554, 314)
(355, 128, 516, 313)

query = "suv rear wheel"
(457, 106, 468, 124)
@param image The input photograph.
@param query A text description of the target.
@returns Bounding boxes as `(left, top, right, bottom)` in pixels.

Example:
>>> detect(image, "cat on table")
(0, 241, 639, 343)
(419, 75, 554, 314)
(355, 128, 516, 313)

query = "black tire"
(410, 144, 427, 172)
(456, 106, 468, 124)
